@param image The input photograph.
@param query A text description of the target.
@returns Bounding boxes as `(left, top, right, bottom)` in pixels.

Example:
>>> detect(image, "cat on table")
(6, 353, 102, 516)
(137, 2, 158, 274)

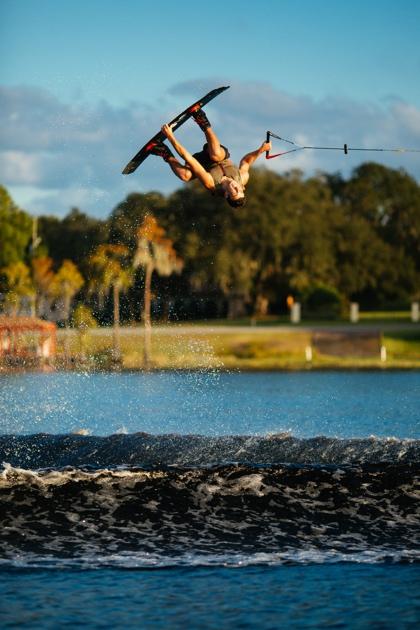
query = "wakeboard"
(122, 86, 230, 175)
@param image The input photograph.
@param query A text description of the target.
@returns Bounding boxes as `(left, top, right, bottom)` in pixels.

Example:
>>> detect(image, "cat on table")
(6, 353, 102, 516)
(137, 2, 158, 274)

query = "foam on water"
(1, 459, 418, 567)
(1, 548, 419, 570)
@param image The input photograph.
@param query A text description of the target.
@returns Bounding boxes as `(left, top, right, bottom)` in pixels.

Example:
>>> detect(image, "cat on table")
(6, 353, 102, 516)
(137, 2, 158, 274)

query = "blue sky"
(1, 0, 420, 217)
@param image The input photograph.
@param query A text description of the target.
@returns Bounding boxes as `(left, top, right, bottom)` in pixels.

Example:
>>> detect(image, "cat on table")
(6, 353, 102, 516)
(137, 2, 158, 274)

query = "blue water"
(0, 370, 419, 437)
(1, 564, 419, 629)
(1, 370, 419, 628)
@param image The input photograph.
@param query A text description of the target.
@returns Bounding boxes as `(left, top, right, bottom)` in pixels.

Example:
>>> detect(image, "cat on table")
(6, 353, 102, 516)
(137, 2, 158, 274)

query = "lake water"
(0, 370, 419, 628)
(1, 370, 419, 437)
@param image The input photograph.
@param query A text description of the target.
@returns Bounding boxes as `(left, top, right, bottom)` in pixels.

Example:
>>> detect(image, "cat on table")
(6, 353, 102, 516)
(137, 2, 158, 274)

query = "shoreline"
(2, 363, 420, 374)
(1, 323, 419, 373)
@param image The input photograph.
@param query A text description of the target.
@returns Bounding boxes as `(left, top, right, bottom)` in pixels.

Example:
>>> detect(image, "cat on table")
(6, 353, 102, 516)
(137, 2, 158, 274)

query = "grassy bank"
(55, 325, 420, 371)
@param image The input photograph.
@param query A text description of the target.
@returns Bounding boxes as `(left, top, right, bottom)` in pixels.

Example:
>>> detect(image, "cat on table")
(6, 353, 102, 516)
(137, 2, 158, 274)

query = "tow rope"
(265, 130, 420, 159)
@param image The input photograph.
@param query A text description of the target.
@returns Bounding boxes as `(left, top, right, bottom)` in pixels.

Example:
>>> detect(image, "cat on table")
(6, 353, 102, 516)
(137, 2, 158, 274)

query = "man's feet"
(190, 105, 211, 131)
(147, 141, 174, 162)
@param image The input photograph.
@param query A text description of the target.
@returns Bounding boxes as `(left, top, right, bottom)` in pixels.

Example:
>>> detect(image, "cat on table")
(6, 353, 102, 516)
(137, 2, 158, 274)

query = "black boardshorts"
(192, 144, 231, 170)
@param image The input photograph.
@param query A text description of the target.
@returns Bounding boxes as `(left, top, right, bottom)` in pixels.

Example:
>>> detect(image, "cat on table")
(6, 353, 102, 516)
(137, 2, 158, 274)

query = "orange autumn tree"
(32, 256, 56, 318)
(134, 215, 183, 368)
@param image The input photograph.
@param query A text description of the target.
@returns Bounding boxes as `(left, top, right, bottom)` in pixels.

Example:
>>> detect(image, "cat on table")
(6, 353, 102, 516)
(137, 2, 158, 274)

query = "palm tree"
(88, 244, 133, 358)
(134, 215, 183, 368)
(51, 260, 84, 357)
(52, 260, 84, 324)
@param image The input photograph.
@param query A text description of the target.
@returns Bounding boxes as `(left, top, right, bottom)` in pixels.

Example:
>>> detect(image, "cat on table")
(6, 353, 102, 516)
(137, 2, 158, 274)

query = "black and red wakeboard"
(122, 86, 230, 175)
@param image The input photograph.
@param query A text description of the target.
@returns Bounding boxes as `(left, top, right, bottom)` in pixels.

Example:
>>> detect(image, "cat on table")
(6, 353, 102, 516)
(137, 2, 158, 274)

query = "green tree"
(109, 192, 167, 250)
(212, 169, 338, 316)
(329, 163, 420, 304)
(302, 283, 346, 319)
(165, 185, 226, 304)
(214, 248, 257, 318)
(1, 261, 35, 316)
(38, 208, 108, 271)
(0, 186, 32, 268)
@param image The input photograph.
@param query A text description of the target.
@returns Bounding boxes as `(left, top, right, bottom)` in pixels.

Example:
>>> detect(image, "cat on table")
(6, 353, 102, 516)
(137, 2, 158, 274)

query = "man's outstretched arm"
(239, 141, 271, 185)
(162, 124, 215, 191)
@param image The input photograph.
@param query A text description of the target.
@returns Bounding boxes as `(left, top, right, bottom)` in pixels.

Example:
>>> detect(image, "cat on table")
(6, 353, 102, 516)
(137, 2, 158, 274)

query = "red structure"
(0, 316, 56, 368)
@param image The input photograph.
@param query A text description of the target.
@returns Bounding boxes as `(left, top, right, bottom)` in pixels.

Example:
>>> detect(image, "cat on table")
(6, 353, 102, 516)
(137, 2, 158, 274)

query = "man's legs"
(191, 108, 226, 162)
(202, 127, 226, 162)
(149, 141, 193, 182)
(167, 157, 193, 182)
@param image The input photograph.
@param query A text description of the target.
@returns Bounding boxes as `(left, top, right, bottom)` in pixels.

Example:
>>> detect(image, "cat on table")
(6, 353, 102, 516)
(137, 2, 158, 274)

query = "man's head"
(226, 195, 246, 208)
(224, 178, 246, 207)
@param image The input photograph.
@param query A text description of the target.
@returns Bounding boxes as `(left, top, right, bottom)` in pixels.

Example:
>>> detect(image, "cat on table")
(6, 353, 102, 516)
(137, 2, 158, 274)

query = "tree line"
(1, 161, 419, 327)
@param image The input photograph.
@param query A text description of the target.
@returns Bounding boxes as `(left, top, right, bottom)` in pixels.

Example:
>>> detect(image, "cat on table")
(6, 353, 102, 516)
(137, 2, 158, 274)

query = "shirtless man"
(149, 108, 271, 207)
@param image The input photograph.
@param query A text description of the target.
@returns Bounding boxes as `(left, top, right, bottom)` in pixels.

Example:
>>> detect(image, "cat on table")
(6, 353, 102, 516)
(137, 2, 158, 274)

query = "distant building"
(0, 316, 56, 370)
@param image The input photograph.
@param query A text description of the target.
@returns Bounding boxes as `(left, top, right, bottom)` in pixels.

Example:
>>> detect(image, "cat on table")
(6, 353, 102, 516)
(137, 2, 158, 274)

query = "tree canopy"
(0, 186, 32, 268)
(1, 160, 419, 321)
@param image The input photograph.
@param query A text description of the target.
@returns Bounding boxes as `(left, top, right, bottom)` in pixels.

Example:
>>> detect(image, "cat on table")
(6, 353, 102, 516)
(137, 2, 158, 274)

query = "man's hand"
(260, 141, 272, 153)
(161, 123, 175, 141)
(239, 141, 273, 183)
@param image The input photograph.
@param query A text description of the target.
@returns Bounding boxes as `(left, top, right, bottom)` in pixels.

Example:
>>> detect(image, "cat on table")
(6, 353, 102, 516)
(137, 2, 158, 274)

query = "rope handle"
(265, 131, 289, 159)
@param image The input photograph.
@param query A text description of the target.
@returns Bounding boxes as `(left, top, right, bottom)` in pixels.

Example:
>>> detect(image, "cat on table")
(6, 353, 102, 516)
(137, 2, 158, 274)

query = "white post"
(411, 302, 419, 323)
(291, 302, 301, 324)
(305, 346, 313, 362)
(42, 338, 51, 358)
(380, 346, 387, 362)
(350, 302, 359, 323)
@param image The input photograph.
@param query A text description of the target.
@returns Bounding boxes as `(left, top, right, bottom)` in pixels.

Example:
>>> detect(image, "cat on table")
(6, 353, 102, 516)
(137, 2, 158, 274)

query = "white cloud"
(1, 82, 420, 218)
(391, 101, 420, 136)
(0, 151, 42, 185)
